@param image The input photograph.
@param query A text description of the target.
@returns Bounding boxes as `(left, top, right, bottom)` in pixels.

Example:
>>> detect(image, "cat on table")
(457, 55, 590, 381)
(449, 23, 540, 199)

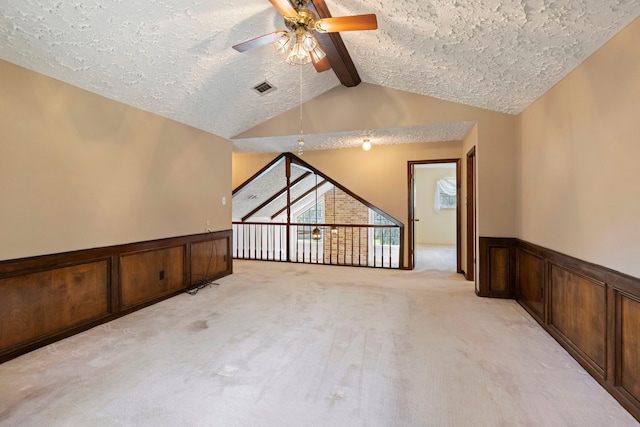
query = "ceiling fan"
(232, 0, 377, 77)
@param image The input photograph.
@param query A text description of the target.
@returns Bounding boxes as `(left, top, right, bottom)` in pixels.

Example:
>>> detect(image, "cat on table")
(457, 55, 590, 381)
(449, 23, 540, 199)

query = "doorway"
(408, 159, 461, 272)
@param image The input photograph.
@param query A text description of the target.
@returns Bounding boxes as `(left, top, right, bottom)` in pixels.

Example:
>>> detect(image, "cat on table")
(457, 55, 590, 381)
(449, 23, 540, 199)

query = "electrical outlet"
(222, 197, 226, 205)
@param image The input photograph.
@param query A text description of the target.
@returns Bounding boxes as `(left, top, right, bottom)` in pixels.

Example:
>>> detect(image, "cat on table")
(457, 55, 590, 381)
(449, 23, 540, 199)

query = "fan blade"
(232, 30, 287, 52)
(315, 14, 378, 33)
(312, 55, 331, 73)
(269, 0, 298, 18)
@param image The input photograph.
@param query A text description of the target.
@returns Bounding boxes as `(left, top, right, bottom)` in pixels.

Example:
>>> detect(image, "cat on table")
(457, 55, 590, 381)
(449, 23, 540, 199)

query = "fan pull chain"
(298, 65, 304, 156)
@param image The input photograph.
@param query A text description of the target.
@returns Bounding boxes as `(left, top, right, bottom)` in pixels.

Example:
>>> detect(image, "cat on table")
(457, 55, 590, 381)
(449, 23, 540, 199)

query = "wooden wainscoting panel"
(549, 262, 606, 374)
(478, 237, 516, 298)
(191, 237, 229, 284)
(0, 230, 232, 363)
(514, 239, 640, 422)
(620, 293, 640, 403)
(516, 249, 545, 321)
(120, 246, 185, 309)
(489, 247, 509, 294)
(0, 260, 109, 351)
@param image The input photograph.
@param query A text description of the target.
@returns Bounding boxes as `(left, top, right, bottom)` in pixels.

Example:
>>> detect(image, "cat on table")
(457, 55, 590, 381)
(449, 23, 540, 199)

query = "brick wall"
(323, 189, 369, 265)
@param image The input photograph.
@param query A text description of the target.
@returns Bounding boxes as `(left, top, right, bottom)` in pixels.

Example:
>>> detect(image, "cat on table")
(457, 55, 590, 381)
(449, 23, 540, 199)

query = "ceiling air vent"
(253, 80, 276, 95)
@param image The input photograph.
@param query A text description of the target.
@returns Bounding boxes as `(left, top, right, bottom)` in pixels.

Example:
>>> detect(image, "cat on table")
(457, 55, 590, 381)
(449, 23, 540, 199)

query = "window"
(296, 202, 323, 224)
(371, 211, 400, 245)
(435, 177, 456, 211)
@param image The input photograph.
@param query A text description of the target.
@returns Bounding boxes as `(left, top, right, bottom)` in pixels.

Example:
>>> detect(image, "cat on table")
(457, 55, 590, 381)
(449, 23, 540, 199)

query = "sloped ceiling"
(1, 1, 638, 152)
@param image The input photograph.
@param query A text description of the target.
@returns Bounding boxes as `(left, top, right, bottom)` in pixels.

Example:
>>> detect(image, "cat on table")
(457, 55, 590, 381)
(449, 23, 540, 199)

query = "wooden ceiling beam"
(271, 179, 328, 220)
(308, 0, 361, 87)
(241, 171, 311, 222)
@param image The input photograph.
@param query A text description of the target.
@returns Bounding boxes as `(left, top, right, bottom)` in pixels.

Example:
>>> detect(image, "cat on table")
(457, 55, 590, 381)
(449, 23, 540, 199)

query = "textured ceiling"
(233, 121, 475, 152)
(1, 1, 638, 153)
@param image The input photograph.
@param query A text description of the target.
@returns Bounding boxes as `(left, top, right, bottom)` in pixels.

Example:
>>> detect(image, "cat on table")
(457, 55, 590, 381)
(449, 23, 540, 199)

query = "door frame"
(466, 146, 476, 284)
(407, 159, 462, 272)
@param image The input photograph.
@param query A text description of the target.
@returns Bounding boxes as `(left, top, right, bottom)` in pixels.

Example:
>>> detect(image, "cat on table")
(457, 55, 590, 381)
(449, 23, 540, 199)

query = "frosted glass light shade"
(286, 39, 311, 65)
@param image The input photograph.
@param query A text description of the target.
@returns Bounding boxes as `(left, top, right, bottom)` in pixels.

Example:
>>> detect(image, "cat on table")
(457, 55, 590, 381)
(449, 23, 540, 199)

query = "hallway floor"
(415, 244, 457, 272)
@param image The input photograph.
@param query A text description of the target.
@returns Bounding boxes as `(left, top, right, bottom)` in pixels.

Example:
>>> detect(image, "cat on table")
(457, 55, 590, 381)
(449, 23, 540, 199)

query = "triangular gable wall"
(232, 153, 404, 268)
(233, 152, 402, 226)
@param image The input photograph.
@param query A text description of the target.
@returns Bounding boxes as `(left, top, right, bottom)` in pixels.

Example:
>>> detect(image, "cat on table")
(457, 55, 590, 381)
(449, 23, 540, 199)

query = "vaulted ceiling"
(1, 1, 638, 152)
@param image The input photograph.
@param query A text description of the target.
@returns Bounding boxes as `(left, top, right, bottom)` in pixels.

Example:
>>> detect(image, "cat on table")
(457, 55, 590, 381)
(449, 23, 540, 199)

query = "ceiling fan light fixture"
(300, 32, 317, 51)
(234, 4, 378, 75)
(275, 33, 292, 54)
(309, 45, 326, 62)
(286, 37, 311, 65)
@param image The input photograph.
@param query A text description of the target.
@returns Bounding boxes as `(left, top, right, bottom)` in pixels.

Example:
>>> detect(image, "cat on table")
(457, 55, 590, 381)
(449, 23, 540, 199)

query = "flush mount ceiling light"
(233, 0, 377, 72)
(362, 138, 372, 151)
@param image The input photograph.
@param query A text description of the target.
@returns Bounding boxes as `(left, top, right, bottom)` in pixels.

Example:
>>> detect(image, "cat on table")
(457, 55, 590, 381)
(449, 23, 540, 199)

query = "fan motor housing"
(285, 7, 317, 31)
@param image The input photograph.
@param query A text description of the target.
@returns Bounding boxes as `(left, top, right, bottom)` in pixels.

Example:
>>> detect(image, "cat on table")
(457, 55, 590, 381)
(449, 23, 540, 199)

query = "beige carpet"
(1, 260, 637, 426)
